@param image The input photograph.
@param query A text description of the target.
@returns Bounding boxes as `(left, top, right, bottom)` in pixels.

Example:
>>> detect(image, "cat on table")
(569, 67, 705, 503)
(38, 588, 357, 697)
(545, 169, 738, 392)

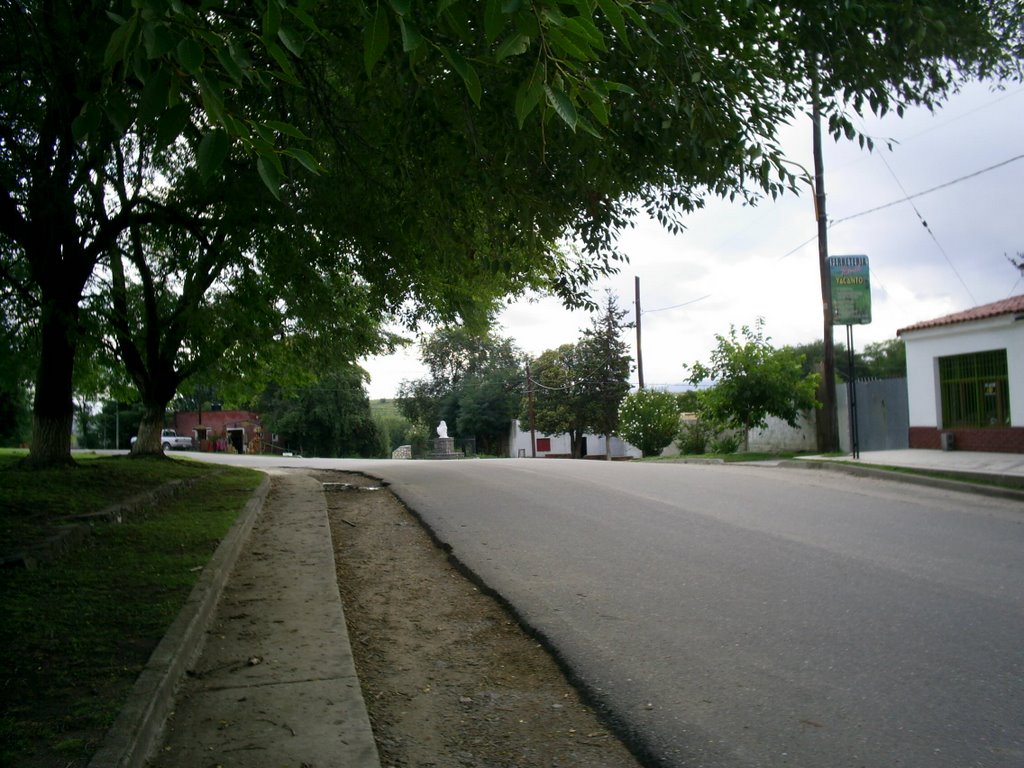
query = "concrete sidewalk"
(791, 448, 1024, 499)
(91, 470, 379, 768)
(804, 447, 1024, 477)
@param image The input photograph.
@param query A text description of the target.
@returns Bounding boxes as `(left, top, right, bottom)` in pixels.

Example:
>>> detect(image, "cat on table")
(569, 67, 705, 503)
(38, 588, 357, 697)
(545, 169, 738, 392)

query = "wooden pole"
(635, 276, 644, 389)
(812, 66, 839, 453)
(527, 362, 537, 458)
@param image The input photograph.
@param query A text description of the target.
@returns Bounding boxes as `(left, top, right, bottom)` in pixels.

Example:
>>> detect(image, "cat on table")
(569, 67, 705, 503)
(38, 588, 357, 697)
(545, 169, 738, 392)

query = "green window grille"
(938, 349, 1010, 428)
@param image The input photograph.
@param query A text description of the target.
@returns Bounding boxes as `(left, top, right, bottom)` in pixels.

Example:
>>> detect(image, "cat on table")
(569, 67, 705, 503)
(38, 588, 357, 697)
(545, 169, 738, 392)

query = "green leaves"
(353, 0, 639, 133)
(197, 129, 229, 180)
(544, 85, 577, 131)
(495, 32, 530, 61)
(94, 2, 326, 199)
(485, 0, 505, 43)
(515, 74, 545, 128)
(687, 319, 821, 436)
(176, 38, 204, 74)
(443, 47, 483, 107)
(364, 4, 390, 76)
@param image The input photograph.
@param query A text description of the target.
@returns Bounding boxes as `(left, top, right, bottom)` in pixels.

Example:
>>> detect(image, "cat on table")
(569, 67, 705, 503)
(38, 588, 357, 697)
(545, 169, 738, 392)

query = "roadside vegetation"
(0, 451, 263, 768)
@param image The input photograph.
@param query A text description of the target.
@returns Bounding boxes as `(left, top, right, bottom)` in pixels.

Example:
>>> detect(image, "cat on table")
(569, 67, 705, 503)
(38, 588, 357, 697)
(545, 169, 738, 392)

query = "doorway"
(226, 428, 245, 454)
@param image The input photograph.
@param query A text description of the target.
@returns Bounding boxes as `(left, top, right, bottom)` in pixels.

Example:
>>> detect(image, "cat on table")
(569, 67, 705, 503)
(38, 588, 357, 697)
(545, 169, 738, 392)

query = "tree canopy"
(522, 344, 592, 458)
(789, 338, 907, 381)
(688, 319, 821, 450)
(522, 292, 632, 457)
(398, 328, 525, 455)
(258, 366, 381, 458)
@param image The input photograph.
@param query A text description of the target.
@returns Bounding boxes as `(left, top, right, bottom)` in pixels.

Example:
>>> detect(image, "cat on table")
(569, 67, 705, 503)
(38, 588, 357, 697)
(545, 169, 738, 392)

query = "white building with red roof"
(897, 295, 1024, 452)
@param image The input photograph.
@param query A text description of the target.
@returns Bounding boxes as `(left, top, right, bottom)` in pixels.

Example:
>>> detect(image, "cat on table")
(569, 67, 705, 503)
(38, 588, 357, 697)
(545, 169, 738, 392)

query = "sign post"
(827, 255, 871, 458)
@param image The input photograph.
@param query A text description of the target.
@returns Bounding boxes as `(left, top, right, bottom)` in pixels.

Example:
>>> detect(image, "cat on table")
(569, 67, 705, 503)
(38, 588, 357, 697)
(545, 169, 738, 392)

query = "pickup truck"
(130, 429, 193, 450)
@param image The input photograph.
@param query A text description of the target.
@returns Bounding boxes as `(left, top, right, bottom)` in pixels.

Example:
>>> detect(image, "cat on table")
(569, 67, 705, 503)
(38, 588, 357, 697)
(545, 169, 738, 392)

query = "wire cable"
(640, 294, 712, 315)
(859, 127, 978, 304)
(776, 153, 1024, 264)
(831, 153, 1024, 227)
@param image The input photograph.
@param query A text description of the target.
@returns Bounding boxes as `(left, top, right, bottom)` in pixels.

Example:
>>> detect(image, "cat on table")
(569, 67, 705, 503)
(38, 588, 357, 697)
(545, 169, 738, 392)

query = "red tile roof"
(897, 295, 1024, 336)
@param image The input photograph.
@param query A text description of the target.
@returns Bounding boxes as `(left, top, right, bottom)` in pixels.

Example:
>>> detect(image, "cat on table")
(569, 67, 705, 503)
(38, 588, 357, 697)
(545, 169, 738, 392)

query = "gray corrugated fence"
(837, 377, 909, 452)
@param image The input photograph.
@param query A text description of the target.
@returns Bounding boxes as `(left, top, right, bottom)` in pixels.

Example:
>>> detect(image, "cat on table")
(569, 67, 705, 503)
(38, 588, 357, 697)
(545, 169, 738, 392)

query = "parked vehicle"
(130, 429, 193, 450)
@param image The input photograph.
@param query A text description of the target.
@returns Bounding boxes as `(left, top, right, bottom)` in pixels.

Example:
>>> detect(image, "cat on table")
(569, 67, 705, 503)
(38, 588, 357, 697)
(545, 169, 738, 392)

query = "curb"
(780, 459, 1024, 502)
(87, 474, 272, 768)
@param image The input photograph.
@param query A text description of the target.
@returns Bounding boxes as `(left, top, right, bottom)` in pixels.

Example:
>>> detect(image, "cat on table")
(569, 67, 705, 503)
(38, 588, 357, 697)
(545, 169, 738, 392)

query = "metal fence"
(837, 377, 909, 452)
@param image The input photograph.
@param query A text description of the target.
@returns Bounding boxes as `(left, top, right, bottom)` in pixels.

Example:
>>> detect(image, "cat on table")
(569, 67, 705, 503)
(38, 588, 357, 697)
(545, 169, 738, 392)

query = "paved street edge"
(87, 475, 272, 768)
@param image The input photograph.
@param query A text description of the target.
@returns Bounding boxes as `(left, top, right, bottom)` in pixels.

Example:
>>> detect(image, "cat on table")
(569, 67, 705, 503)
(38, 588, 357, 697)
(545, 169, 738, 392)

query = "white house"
(507, 420, 642, 459)
(897, 295, 1024, 453)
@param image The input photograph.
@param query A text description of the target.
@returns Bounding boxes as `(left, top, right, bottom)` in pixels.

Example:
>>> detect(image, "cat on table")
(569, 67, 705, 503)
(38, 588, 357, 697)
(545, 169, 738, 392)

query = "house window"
(938, 349, 1010, 428)
(536, 437, 552, 452)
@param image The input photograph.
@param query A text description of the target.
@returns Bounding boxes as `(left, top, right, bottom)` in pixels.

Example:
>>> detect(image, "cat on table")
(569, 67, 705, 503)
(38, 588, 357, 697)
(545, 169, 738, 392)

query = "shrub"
(709, 430, 742, 454)
(677, 421, 713, 455)
(618, 389, 681, 457)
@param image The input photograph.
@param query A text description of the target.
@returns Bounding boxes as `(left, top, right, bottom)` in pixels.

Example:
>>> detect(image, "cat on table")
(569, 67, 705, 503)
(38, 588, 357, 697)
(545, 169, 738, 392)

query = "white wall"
(748, 412, 818, 453)
(901, 316, 1024, 428)
(508, 420, 574, 457)
(508, 420, 642, 458)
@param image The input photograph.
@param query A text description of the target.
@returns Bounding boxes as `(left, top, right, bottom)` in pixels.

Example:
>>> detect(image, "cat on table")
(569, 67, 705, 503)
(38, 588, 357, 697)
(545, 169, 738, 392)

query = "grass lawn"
(0, 450, 264, 768)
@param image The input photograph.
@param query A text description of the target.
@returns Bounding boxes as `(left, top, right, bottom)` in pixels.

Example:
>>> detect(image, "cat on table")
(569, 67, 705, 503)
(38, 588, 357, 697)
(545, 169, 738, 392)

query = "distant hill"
(370, 399, 402, 419)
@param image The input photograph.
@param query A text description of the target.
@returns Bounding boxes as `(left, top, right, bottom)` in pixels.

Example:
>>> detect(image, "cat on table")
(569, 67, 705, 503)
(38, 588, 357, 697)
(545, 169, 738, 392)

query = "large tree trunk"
(131, 385, 181, 456)
(131, 397, 175, 457)
(25, 294, 81, 467)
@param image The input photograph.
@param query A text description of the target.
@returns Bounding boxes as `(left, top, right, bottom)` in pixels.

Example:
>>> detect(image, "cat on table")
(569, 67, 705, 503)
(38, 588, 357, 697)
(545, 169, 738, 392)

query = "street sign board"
(828, 254, 871, 325)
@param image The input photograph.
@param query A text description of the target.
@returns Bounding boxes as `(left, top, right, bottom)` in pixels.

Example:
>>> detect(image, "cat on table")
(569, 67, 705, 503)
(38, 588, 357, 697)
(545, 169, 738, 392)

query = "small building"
(897, 295, 1024, 453)
(171, 409, 265, 454)
(508, 420, 642, 459)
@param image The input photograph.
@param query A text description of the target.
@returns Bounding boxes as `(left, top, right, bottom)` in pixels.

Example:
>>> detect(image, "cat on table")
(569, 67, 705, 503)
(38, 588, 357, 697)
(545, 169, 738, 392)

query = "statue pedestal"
(429, 436, 463, 460)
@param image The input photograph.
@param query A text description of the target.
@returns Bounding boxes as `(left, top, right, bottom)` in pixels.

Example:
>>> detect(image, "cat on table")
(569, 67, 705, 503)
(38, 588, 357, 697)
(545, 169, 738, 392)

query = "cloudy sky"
(362, 80, 1024, 399)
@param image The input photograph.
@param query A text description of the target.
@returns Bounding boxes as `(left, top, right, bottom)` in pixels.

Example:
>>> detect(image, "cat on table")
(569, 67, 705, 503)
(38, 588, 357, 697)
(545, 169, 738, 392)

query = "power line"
(830, 153, 1024, 227)
(641, 294, 711, 314)
(857, 124, 978, 304)
(776, 152, 1024, 263)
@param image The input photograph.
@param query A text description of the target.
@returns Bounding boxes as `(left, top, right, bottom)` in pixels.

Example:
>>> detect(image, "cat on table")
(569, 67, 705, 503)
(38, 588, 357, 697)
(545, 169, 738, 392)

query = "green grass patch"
(642, 451, 812, 463)
(0, 451, 222, 552)
(720, 452, 807, 462)
(0, 455, 263, 767)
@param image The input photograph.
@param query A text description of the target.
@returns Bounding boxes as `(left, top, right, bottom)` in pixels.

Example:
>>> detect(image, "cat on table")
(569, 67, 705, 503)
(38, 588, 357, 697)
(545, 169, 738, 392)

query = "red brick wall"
(171, 411, 261, 438)
(909, 426, 1024, 453)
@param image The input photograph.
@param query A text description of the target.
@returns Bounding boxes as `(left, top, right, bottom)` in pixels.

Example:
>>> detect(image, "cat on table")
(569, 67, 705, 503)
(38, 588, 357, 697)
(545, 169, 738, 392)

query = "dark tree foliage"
(788, 338, 906, 381)
(577, 292, 633, 453)
(258, 367, 380, 458)
(398, 328, 525, 455)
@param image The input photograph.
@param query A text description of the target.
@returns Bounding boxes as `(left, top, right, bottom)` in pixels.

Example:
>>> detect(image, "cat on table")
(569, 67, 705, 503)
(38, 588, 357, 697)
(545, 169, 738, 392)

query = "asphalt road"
(196, 455, 1024, 768)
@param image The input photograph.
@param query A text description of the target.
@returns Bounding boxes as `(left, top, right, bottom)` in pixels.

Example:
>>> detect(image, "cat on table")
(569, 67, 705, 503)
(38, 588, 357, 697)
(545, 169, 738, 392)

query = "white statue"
(436, 420, 448, 439)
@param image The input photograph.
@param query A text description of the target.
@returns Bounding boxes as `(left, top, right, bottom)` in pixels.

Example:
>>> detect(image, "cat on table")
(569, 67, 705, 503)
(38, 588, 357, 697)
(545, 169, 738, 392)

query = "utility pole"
(811, 66, 839, 453)
(526, 362, 536, 457)
(635, 276, 644, 389)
